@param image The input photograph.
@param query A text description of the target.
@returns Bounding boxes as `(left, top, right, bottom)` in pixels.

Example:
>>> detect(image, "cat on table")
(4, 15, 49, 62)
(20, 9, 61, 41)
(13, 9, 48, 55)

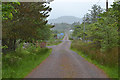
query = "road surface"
(25, 34, 108, 78)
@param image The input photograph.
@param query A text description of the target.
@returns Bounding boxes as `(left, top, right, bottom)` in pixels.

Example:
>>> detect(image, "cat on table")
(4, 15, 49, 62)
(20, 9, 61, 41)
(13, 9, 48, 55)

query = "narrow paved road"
(25, 35, 108, 78)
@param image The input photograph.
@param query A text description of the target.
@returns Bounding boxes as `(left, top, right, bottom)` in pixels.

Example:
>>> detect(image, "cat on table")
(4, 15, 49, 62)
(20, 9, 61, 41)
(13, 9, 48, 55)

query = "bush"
(71, 40, 118, 67)
(2, 43, 52, 78)
(69, 37, 73, 40)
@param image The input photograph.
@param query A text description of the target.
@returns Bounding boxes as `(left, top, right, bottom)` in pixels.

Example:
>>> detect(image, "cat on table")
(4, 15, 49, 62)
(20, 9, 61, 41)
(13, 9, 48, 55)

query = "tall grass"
(2, 44, 52, 78)
(71, 40, 118, 78)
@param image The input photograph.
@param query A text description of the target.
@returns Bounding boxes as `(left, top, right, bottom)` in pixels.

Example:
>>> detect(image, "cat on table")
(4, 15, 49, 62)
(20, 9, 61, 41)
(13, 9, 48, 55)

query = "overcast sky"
(48, 0, 114, 19)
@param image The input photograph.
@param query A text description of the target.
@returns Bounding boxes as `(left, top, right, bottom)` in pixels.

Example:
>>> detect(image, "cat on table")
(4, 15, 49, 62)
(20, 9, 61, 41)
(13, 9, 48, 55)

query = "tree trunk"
(2, 38, 8, 54)
(2, 38, 17, 53)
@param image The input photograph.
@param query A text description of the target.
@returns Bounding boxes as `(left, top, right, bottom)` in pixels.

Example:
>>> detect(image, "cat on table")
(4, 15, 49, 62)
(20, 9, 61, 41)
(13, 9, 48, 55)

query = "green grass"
(2, 44, 52, 78)
(47, 40, 62, 46)
(71, 48, 118, 78)
(47, 35, 64, 46)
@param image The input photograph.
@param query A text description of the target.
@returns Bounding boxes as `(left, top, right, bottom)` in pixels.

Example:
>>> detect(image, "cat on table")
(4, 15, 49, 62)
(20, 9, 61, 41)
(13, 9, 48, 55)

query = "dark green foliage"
(2, 2, 52, 53)
(72, 3, 119, 51)
(69, 37, 73, 40)
(71, 3, 119, 78)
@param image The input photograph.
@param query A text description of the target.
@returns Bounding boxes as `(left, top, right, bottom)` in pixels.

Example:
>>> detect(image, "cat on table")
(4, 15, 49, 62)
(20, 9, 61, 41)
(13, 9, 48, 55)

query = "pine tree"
(2, 2, 52, 53)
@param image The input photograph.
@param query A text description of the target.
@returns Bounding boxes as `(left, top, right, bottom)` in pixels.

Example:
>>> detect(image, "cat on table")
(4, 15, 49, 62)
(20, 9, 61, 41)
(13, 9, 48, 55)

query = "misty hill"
(51, 22, 81, 32)
(53, 23, 71, 32)
(48, 16, 82, 24)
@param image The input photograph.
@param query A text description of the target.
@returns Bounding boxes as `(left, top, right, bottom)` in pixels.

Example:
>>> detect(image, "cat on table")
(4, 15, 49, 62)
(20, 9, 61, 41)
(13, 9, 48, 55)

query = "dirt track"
(25, 34, 108, 78)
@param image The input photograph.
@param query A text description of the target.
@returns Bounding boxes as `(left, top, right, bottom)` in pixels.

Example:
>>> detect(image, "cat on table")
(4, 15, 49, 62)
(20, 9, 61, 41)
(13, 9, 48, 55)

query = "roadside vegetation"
(71, 2, 119, 78)
(2, 1, 54, 78)
(2, 2, 54, 53)
(47, 30, 64, 46)
(1, 1, 119, 79)
(71, 40, 118, 78)
(47, 40, 62, 46)
(2, 44, 52, 78)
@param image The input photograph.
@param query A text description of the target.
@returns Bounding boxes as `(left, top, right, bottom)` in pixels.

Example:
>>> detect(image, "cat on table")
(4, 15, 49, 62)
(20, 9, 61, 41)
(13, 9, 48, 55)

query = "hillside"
(51, 22, 81, 32)
(48, 16, 82, 24)
(53, 23, 71, 32)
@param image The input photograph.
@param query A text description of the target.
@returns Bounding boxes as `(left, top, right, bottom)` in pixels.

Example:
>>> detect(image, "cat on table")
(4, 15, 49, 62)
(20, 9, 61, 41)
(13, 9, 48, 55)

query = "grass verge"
(70, 40, 118, 78)
(47, 40, 62, 46)
(2, 44, 52, 78)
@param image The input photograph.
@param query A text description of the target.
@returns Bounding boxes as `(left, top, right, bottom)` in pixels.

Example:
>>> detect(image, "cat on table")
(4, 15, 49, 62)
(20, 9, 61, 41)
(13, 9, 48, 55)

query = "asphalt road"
(25, 35, 108, 78)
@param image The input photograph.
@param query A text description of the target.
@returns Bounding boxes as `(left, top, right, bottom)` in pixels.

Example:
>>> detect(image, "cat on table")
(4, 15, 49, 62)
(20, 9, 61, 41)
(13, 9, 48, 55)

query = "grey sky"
(48, 0, 114, 19)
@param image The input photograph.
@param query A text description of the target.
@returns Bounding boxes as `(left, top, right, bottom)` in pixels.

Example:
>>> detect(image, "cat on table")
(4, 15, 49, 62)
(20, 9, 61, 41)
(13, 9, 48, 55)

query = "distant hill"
(51, 22, 81, 32)
(53, 23, 71, 32)
(48, 16, 82, 24)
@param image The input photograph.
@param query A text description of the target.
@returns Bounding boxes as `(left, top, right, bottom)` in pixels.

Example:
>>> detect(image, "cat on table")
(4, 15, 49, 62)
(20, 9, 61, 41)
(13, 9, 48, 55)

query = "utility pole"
(106, 0, 108, 11)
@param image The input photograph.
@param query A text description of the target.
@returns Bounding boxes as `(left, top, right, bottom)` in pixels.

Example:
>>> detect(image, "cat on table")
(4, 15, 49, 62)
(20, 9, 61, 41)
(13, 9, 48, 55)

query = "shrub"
(71, 40, 118, 67)
(2, 43, 51, 78)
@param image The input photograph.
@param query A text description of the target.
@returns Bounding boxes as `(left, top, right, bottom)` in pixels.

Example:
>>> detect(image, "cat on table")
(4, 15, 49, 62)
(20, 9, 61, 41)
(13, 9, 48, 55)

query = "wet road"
(25, 35, 108, 78)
